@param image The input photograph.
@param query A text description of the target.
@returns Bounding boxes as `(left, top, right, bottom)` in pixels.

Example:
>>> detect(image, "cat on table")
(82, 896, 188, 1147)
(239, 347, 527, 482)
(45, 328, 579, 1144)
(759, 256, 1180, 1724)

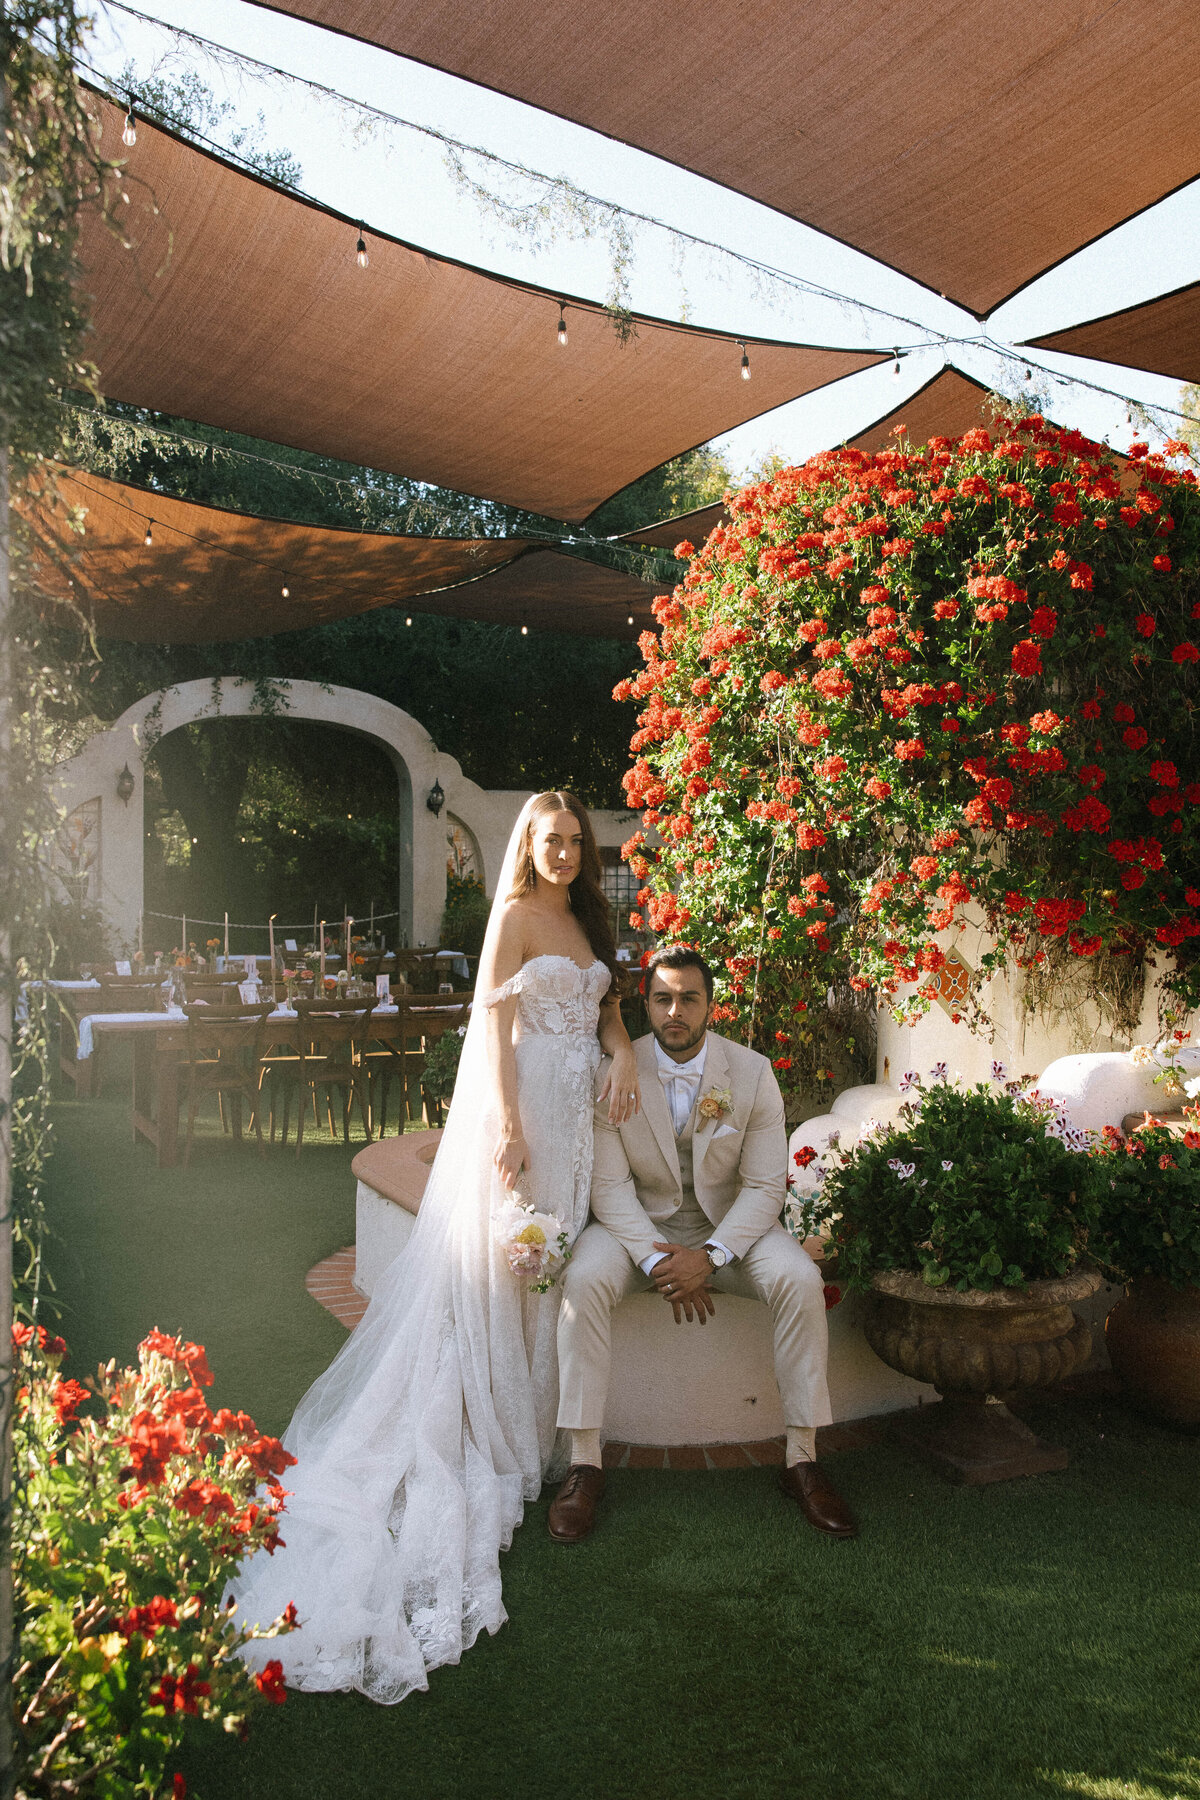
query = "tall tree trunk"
(152, 723, 253, 914)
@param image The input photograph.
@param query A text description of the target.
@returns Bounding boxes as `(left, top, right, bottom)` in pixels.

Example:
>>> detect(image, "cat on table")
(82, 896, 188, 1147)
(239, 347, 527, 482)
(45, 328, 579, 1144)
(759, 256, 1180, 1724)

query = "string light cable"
(45, 461, 681, 611)
(69, 63, 887, 403)
(77, 5, 964, 346)
(65, 23, 1196, 442)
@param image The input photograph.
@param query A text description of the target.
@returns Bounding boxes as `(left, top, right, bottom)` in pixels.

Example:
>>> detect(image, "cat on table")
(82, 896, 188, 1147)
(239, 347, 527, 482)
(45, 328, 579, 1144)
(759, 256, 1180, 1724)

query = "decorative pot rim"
(870, 1265, 1103, 1309)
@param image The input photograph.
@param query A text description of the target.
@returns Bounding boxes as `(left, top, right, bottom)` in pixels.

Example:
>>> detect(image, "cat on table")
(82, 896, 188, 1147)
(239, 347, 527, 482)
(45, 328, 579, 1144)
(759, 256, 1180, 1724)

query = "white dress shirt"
(639, 1035, 733, 1275)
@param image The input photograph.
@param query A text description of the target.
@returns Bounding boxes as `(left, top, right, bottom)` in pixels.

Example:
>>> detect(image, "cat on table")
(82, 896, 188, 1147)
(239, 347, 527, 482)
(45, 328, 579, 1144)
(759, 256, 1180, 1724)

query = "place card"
(115, 960, 132, 976)
(284, 939, 298, 953)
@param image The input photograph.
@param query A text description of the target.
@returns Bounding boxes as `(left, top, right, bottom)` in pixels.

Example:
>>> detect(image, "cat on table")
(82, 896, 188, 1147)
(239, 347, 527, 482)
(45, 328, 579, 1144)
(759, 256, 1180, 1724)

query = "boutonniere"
(697, 1086, 733, 1124)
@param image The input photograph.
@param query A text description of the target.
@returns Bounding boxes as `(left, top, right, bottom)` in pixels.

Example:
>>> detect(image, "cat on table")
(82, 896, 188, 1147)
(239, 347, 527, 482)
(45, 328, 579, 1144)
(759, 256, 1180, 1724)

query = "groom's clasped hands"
(649, 1239, 716, 1323)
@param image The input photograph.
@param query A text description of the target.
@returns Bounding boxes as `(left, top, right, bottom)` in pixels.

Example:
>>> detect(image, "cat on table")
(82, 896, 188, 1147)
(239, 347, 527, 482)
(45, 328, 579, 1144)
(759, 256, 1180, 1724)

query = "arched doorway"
(52, 678, 528, 953)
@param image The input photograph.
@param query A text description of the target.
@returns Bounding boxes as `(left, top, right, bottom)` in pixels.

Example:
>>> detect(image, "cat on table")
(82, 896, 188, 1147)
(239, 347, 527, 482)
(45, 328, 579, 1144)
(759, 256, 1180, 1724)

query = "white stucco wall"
(873, 910, 1195, 1090)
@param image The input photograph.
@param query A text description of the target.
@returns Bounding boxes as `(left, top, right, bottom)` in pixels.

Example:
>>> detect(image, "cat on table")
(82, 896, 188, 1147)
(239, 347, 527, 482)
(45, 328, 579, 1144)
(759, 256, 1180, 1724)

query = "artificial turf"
(44, 1091, 1200, 1800)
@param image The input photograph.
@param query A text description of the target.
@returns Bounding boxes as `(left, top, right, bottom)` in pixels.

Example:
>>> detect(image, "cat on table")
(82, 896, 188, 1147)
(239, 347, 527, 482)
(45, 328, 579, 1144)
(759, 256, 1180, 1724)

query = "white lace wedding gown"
(230, 953, 609, 1704)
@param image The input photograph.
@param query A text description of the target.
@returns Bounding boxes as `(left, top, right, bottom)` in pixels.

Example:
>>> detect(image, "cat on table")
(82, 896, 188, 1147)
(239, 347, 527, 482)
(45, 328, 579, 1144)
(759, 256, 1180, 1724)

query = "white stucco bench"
(351, 1131, 935, 1444)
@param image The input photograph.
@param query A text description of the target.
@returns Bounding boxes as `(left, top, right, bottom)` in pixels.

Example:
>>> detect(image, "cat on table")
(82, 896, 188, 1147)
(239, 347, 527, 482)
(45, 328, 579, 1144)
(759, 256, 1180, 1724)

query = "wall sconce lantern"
(426, 779, 445, 817)
(116, 763, 136, 806)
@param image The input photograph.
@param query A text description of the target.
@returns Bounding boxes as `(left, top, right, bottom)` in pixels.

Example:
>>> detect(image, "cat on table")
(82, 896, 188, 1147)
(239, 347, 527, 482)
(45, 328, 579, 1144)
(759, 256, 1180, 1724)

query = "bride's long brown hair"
(507, 791, 618, 980)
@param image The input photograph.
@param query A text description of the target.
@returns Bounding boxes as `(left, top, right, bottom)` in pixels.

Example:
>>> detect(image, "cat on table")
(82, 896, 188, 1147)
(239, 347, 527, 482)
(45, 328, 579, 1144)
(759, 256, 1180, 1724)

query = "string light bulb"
(281, 583, 290, 598)
(557, 304, 568, 347)
(521, 625, 529, 636)
(627, 615, 634, 625)
(122, 103, 137, 148)
(891, 349, 902, 381)
(355, 228, 369, 269)
(739, 341, 751, 381)
(143, 519, 153, 547)
(405, 616, 412, 626)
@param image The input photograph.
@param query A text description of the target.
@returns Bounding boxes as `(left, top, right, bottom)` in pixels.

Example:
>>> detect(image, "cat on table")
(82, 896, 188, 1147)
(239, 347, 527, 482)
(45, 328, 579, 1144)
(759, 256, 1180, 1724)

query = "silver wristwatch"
(705, 1242, 730, 1271)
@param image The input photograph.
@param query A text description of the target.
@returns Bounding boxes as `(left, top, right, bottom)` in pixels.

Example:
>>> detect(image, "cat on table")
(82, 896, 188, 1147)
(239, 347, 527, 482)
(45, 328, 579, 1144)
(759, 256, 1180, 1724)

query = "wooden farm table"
(76, 999, 469, 1167)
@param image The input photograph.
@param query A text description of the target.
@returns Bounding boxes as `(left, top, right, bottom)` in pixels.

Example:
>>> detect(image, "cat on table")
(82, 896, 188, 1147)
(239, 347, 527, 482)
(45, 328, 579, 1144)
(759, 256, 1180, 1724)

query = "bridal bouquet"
(493, 1198, 572, 1293)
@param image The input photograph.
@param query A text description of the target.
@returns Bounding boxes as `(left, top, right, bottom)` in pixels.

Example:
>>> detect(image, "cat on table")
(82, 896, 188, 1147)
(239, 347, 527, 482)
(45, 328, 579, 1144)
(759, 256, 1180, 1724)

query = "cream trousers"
(556, 1198, 833, 1432)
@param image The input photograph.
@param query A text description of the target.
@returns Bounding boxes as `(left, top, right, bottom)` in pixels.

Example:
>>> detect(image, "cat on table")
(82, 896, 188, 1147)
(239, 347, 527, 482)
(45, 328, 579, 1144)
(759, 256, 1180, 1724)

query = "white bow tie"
(660, 1066, 701, 1091)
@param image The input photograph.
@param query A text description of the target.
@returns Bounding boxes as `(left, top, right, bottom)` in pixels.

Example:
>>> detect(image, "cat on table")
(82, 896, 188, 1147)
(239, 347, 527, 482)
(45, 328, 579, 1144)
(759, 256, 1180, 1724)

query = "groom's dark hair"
(644, 945, 714, 1002)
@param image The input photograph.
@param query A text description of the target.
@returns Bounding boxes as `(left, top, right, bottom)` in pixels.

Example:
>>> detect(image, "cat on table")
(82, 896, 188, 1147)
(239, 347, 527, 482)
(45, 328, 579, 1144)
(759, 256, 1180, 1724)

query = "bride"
(230, 791, 641, 1703)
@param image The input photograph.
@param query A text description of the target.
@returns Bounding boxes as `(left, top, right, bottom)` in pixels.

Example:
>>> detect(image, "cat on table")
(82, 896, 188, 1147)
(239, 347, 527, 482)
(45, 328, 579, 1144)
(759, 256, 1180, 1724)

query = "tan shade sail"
(620, 374, 1001, 552)
(1029, 282, 1200, 386)
(408, 547, 660, 635)
(29, 469, 658, 642)
(848, 371, 998, 453)
(79, 96, 880, 525)
(248, 0, 1200, 313)
(619, 504, 726, 551)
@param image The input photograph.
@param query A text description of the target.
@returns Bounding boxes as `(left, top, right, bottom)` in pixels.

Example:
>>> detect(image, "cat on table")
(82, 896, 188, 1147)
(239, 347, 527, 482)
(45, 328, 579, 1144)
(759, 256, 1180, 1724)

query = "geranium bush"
(617, 414, 1200, 1110)
(1089, 1112, 1200, 1288)
(14, 1325, 298, 1799)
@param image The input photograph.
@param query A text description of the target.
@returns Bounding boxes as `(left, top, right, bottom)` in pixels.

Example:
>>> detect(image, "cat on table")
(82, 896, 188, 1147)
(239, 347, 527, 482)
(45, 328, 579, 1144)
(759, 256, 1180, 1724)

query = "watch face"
(707, 1245, 727, 1268)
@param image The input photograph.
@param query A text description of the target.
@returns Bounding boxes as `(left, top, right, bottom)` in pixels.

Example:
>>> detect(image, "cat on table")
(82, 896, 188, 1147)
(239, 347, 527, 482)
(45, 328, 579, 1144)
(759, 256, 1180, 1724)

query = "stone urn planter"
(1105, 1278, 1200, 1433)
(864, 1266, 1103, 1483)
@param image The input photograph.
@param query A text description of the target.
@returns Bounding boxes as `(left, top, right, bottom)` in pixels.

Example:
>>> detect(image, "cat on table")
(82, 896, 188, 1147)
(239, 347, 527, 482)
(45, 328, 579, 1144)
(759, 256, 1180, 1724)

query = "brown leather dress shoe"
(548, 1464, 606, 1542)
(779, 1461, 858, 1538)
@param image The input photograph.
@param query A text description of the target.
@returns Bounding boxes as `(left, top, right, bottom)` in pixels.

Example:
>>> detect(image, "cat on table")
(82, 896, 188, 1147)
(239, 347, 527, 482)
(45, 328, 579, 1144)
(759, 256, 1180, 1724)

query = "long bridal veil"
(231, 799, 556, 1703)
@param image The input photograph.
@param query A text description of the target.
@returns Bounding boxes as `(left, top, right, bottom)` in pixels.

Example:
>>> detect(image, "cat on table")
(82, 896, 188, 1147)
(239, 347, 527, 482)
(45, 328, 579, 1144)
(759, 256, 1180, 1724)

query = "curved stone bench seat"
(353, 1131, 938, 1443)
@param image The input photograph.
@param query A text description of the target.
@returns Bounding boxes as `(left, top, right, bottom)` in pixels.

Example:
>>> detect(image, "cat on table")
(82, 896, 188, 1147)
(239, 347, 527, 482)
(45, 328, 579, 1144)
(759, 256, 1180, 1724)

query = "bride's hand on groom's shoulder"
(598, 1046, 641, 1125)
(494, 1130, 530, 1190)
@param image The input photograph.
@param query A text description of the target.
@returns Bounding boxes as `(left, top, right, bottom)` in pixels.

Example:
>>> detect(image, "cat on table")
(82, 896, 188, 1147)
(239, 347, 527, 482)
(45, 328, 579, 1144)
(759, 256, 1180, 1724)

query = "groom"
(550, 945, 856, 1542)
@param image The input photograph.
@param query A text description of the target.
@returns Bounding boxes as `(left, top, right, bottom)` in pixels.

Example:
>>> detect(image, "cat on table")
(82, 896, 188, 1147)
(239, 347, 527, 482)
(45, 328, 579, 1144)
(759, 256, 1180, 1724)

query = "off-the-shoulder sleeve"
(482, 971, 523, 1009)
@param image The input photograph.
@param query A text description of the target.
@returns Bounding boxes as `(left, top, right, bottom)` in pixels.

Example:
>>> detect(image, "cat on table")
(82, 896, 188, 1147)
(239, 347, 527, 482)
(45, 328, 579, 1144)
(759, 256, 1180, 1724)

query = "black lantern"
(426, 779, 445, 817)
(116, 763, 136, 805)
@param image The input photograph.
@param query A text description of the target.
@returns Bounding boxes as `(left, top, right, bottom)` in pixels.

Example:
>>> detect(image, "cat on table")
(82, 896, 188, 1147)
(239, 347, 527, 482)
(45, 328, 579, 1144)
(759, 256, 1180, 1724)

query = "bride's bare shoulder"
(490, 899, 535, 961)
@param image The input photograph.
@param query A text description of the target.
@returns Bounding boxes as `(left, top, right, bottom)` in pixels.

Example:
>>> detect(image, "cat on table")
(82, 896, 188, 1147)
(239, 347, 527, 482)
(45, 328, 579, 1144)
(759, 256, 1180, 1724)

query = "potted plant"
(1090, 1111, 1200, 1430)
(797, 1066, 1102, 1481)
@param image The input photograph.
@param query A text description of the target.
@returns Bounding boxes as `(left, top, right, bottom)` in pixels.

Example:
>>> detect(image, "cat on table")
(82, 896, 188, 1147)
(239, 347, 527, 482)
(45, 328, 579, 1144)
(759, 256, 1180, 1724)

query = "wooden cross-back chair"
(363, 993, 471, 1135)
(180, 1002, 276, 1164)
(270, 998, 378, 1154)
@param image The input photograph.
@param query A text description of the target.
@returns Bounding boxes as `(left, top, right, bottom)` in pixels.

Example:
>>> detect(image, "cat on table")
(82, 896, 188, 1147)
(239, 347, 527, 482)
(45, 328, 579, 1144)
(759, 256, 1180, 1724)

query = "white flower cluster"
(1024, 1088, 1091, 1154)
(492, 1197, 571, 1292)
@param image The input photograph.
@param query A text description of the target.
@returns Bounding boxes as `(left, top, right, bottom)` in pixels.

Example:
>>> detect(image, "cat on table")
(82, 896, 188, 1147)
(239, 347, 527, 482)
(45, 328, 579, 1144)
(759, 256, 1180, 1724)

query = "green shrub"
(440, 873, 489, 957)
(421, 1024, 466, 1104)
(795, 1072, 1100, 1293)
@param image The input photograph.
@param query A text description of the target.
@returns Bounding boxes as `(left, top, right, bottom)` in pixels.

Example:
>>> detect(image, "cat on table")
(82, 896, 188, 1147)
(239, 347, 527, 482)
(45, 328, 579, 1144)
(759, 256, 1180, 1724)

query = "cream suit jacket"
(589, 1031, 787, 1265)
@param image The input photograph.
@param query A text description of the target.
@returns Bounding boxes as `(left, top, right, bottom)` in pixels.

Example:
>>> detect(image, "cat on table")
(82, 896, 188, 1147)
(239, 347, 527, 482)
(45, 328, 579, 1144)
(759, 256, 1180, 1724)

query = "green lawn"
(44, 1094, 1200, 1800)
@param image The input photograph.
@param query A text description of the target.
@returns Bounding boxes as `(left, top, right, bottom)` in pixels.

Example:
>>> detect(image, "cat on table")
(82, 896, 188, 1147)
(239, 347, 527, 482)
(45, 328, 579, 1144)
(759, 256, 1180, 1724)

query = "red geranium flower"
(255, 1660, 288, 1705)
(51, 1378, 88, 1424)
(151, 1665, 212, 1716)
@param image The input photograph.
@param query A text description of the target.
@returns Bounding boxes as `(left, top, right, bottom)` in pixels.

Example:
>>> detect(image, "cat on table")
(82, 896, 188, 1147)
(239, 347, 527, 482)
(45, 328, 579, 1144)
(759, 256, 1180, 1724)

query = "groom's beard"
(650, 1019, 708, 1060)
